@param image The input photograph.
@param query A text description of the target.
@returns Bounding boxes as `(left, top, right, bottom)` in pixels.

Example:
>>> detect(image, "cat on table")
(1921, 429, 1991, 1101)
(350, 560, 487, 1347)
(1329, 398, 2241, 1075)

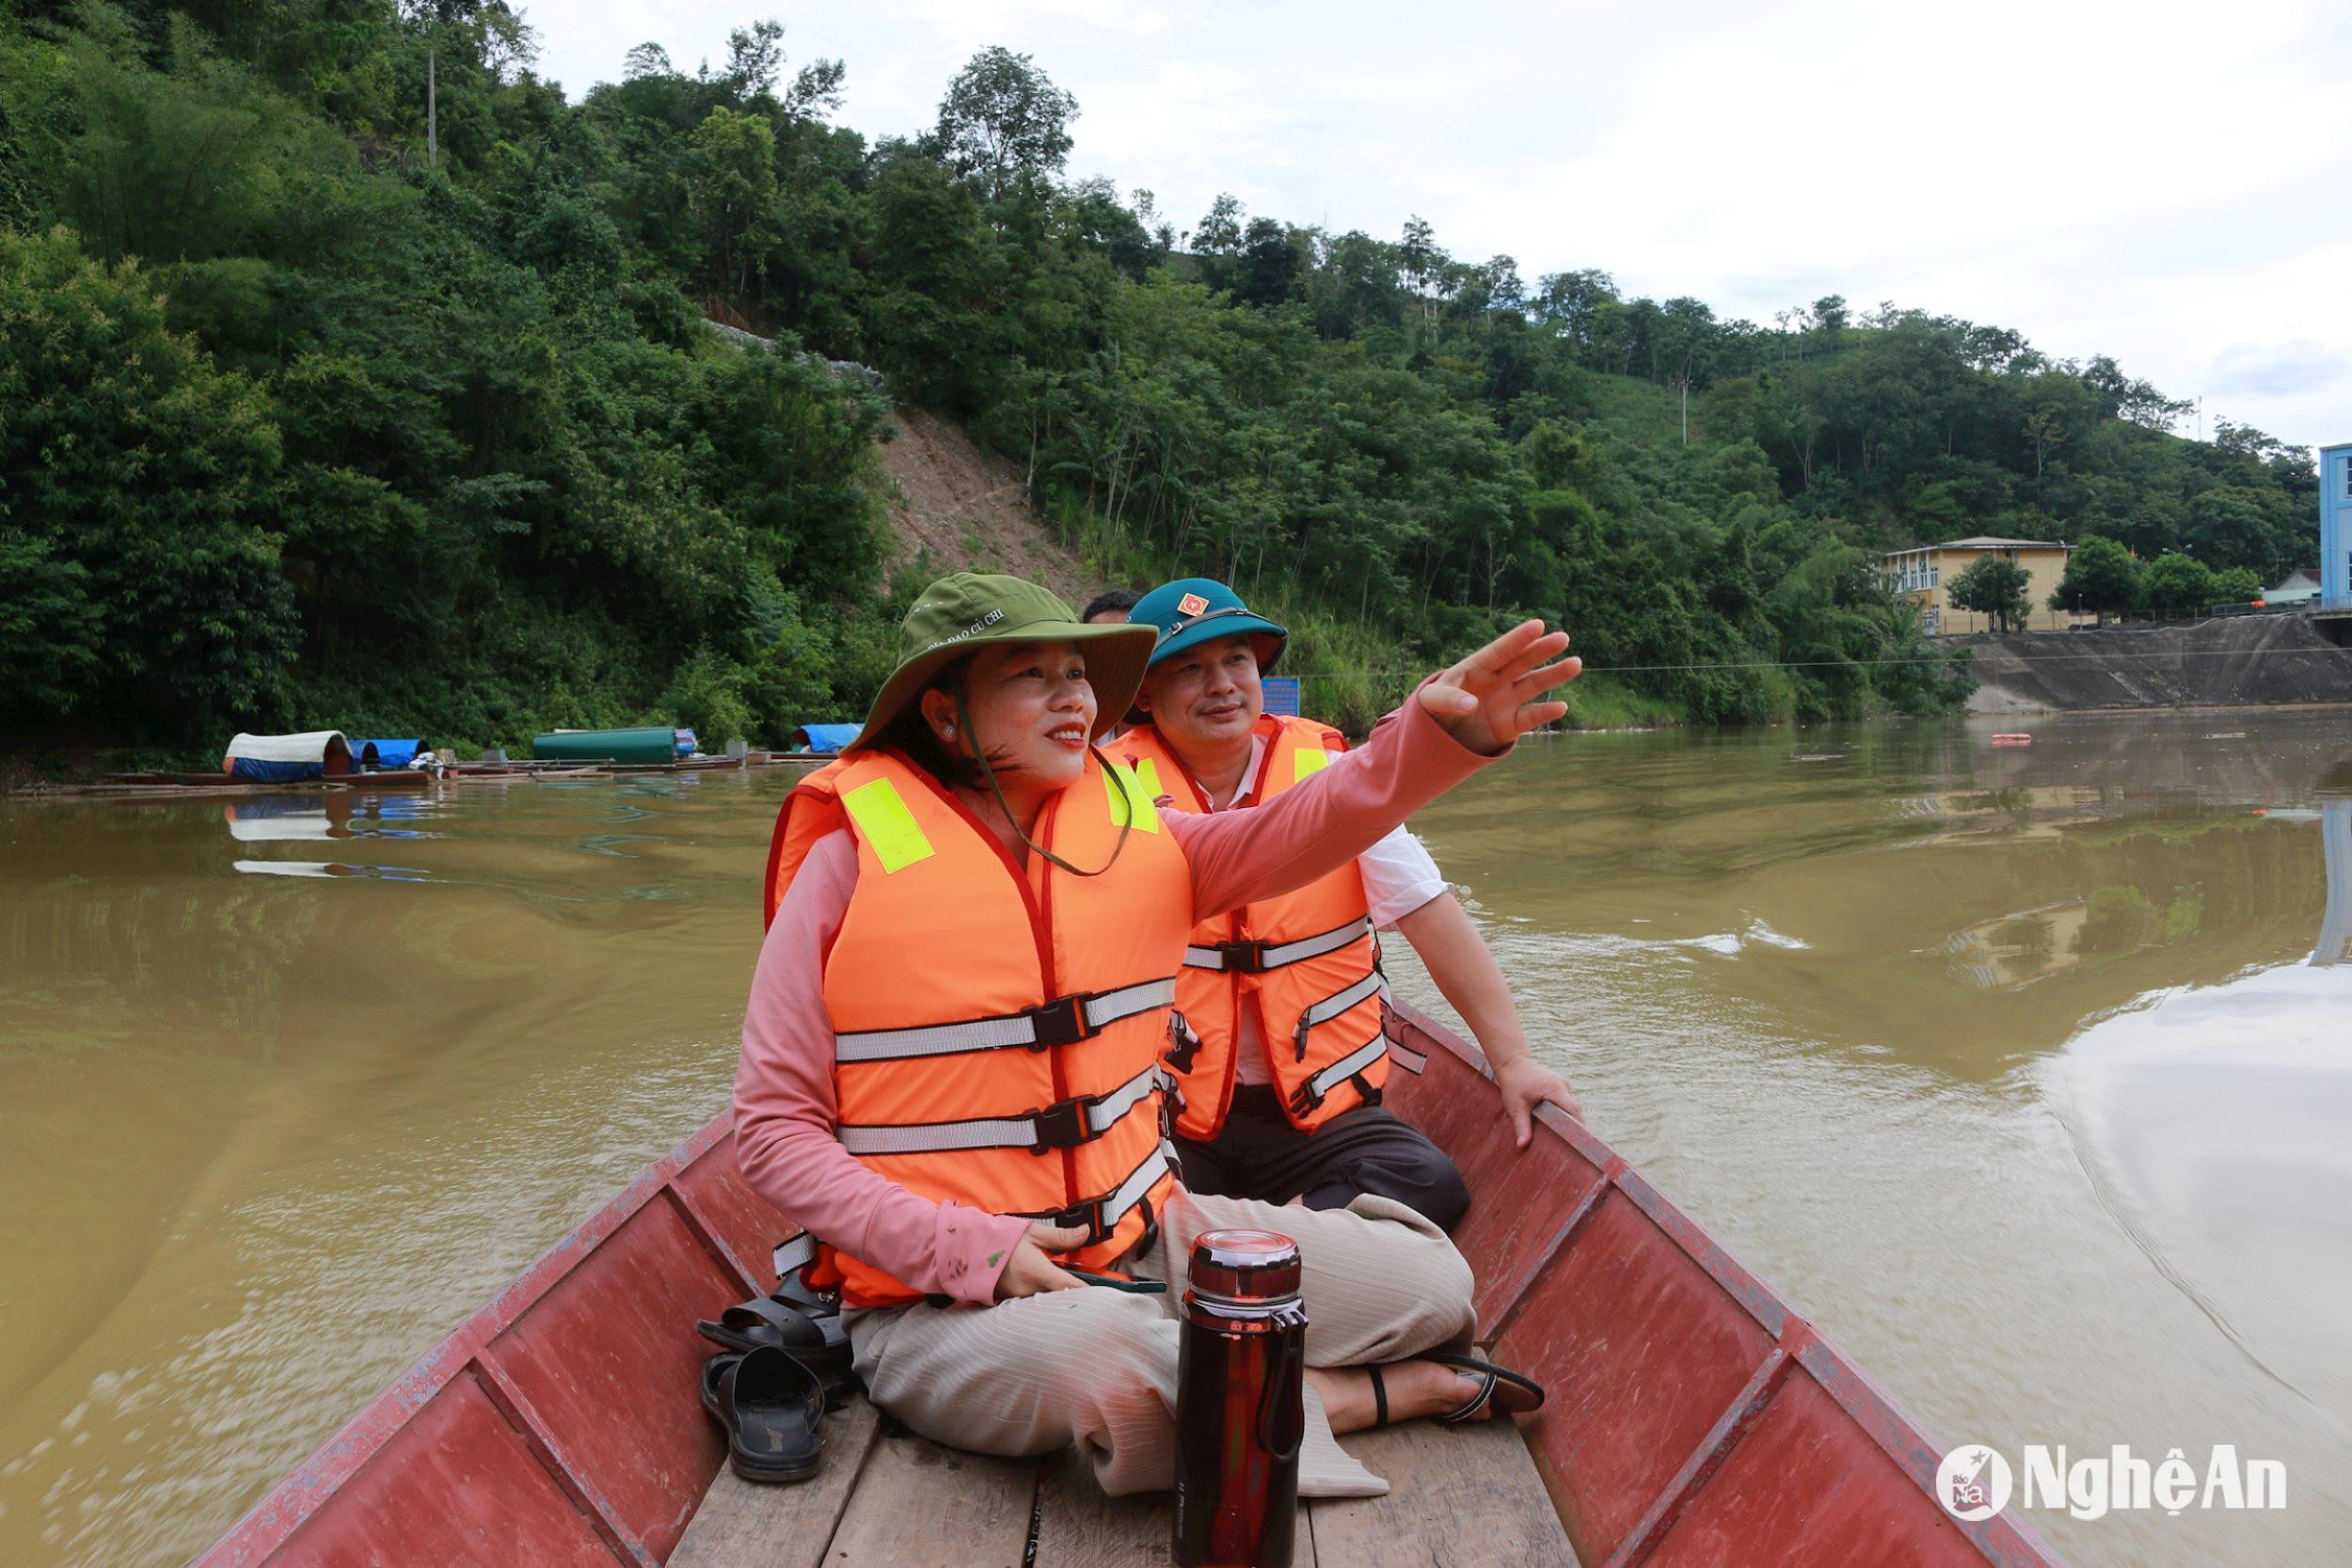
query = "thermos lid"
(1187, 1228, 1302, 1307)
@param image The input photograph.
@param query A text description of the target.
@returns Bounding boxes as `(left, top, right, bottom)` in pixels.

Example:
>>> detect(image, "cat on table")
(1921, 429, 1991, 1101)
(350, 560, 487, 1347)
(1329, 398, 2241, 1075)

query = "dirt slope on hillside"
(872, 410, 1101, 606)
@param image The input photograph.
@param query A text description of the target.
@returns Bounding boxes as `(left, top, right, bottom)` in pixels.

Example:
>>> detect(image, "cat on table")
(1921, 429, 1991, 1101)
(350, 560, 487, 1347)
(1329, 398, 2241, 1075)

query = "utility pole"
(427, 48, 437, 168)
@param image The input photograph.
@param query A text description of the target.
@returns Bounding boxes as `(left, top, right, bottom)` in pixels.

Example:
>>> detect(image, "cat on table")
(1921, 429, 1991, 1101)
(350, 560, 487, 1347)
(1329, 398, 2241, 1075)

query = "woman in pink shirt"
(735, 573, 1578, 1497)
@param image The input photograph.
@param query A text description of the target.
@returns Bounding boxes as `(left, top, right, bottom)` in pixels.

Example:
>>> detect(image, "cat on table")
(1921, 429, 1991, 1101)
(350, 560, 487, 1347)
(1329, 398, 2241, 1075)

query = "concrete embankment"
(1954, 613, 2352, 713)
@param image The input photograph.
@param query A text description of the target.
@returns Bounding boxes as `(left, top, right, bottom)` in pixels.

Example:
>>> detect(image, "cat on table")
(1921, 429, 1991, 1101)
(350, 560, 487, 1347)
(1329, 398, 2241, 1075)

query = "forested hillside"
(0, 2, 2318, 753)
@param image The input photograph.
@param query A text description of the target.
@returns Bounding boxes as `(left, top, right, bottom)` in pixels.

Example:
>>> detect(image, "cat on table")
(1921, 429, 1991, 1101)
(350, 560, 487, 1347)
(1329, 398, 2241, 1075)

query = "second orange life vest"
(1116, 714, 1391, 1139)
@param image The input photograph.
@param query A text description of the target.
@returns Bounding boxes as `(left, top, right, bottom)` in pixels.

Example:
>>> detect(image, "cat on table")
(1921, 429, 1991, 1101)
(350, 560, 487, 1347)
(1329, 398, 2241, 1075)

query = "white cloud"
(521, 0, 2352, 448)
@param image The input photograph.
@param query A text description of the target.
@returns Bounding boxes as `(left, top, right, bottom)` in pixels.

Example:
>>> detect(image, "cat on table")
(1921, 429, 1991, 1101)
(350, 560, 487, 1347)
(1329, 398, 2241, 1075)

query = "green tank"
(531, 727, 680, 765)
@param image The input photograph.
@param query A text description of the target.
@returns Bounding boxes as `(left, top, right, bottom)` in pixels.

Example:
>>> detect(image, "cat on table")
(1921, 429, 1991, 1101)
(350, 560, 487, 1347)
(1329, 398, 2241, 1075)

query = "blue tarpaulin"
(796, 723, 861, 754)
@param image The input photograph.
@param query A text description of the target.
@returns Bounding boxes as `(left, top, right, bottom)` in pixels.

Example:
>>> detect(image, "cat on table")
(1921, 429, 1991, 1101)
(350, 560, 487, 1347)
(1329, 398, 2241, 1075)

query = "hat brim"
(848, 618, 1160, 753)
(1127, 618, 1288, 726)
(1144, 614, 1289, 677)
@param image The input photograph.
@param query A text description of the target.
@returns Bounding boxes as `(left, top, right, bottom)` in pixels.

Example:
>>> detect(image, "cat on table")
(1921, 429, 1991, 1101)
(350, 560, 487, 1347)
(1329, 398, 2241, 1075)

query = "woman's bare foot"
(1307, 1361, 1486, 1434)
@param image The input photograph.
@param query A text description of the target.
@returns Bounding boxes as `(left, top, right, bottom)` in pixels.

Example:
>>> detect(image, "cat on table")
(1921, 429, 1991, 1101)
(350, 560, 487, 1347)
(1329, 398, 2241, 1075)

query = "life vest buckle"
(1029, 1096, 1088, 1153)
(1166, 1012, 1201, 1071)
(1039, 1196, 1104, 1244)
(1022, 994, 1090, 1049)
(1210, 938, 1270, 973)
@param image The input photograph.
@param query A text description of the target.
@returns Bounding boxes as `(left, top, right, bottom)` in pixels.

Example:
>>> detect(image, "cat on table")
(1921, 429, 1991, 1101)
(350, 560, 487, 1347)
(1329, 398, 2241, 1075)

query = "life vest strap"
(1291, 971, 1389, 1050)
(772, 1231, 818, 1281)
(1290, 1033, 1391, 1117)
(837, 1064, 1169, 1157)
(1184, 916, 1372, 974)
(836, 977, 1177, 1063)
(1017, 1141, 1174, 1247)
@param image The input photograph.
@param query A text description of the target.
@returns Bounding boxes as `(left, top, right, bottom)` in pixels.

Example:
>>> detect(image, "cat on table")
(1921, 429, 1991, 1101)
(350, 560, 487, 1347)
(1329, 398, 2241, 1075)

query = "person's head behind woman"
(1126, 578, 1290, 766)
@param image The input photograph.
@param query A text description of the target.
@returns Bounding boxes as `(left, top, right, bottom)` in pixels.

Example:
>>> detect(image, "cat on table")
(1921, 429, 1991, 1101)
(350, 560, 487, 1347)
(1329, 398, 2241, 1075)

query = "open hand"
(1417, 621, 1581, 755)
(993, 1220, 1089, 1300)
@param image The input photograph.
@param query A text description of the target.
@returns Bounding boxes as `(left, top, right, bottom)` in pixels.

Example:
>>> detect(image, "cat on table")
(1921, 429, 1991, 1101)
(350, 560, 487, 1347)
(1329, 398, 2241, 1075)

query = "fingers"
(1461, 619, 1551, 678)
(1439, 622, 1559, 689)
(1416, 682, 1479, 719)
(1513, 656, 1582, 700)
(1509, 1100, 1533, 1150)
(1025, 1221, 1092, 1251)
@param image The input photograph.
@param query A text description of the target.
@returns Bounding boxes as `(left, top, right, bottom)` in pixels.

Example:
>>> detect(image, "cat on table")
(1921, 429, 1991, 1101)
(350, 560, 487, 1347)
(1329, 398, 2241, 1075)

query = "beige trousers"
(847, 1186, 1476, 1497)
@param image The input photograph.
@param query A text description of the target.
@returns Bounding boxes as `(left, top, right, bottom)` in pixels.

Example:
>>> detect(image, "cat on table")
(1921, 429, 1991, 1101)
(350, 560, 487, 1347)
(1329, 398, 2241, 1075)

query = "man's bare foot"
(1307, 1361, 1486, 1434)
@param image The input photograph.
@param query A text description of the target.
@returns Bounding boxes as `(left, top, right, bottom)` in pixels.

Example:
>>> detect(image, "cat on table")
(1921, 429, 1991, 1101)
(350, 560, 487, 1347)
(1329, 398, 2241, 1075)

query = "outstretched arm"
(1173, 621, 1580, 920)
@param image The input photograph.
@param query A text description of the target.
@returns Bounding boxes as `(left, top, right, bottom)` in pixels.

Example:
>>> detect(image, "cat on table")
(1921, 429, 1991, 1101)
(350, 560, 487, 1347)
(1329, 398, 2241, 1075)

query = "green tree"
(2213, 564, 2264, 603)
(932, 46, 1076, 203)
(2049, 534, 2140, 623)
(0, 228, 297, 733)
(1947, 555, 2032, 632)
(690, 105, 781, 299)
(2140, 552, 2218, 615)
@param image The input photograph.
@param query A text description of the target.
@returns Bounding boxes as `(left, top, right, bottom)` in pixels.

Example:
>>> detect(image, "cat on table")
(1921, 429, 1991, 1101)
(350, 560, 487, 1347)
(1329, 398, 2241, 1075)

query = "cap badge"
(1177, 593, 1210, 616)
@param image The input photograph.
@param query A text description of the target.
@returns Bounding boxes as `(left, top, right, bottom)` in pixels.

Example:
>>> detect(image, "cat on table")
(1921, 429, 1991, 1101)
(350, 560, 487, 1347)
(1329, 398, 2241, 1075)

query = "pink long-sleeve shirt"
(732, 694, 1502, 1305)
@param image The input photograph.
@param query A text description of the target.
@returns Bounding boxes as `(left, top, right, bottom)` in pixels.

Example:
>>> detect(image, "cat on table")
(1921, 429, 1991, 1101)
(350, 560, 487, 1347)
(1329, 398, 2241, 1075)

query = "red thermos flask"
(1173, 1228, 1308, 1568)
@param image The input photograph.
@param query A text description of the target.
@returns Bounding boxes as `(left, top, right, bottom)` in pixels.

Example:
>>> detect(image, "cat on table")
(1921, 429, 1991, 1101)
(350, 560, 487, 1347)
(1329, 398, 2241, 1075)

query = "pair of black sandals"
(696, 1279, 858, 1484)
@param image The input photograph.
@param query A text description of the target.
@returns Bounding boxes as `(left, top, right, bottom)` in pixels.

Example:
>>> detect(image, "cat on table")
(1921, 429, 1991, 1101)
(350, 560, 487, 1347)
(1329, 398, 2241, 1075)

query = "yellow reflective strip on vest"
(1103, 759, 1161, 833)
(842, 777, 935, 873)
(1293, 746, 1333, 783)
(1133, 756, 1165, 803)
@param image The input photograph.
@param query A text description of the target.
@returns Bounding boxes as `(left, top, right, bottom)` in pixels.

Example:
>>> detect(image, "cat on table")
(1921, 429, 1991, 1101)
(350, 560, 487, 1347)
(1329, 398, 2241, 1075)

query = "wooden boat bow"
(188, 1002, 2065, 1567)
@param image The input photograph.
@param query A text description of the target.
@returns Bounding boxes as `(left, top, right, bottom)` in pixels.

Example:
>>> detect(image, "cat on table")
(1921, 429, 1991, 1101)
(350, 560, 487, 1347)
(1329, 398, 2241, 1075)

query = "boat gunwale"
(188, 1114, 754, 1568)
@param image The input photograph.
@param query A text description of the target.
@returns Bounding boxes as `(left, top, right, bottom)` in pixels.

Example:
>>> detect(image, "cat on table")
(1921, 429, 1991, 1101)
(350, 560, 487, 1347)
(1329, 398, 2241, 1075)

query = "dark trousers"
(1175, 1085, 1470, 1232)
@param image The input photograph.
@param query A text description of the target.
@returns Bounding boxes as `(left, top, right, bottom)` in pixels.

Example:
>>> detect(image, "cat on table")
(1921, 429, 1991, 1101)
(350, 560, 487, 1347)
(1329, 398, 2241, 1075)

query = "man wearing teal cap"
(1114, 578, 1581, 1229)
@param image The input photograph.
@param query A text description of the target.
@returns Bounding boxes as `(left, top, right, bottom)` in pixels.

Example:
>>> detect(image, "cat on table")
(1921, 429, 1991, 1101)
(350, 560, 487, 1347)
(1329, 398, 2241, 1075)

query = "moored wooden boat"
(187, 1002, 2063, 1567)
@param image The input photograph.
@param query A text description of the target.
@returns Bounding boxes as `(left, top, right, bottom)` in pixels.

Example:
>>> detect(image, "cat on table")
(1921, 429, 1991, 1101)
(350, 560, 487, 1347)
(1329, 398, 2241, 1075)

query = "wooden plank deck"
(671, 1395, 1580, 1567)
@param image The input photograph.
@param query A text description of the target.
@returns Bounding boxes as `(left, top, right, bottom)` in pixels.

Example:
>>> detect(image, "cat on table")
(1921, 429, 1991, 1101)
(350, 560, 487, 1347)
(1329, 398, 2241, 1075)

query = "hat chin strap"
(955, 689, 1131, 878)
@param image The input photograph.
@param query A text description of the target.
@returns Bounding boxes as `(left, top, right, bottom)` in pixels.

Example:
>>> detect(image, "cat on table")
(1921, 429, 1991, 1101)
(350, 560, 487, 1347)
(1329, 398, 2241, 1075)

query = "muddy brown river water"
(4, 711, 2348, 1566)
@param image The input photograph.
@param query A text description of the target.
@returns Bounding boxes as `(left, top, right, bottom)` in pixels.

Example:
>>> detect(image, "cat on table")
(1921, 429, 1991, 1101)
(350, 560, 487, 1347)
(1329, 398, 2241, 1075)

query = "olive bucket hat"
(848, 573, 1158, 752)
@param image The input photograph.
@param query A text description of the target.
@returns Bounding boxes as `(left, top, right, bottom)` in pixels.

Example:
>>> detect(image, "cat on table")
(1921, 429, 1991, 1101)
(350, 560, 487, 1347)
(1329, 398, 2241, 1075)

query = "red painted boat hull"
(189, 1004, 2064, 1568)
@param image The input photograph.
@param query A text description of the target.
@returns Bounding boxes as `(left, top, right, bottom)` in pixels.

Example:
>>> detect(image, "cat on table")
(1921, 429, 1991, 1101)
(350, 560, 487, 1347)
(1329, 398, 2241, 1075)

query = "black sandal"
(696, 1296, 856, 1395)
(1367, 1363, 1394, 1428)
(1424, 1353, 1546, 1425)
(701, 1346, 825, 1483)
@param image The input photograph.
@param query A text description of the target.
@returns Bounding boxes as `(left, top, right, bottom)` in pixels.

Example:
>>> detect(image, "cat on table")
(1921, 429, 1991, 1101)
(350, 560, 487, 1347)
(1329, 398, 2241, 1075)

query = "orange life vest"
(762, 747, 1191, 1307)
(1116, 715, 1391, 1139)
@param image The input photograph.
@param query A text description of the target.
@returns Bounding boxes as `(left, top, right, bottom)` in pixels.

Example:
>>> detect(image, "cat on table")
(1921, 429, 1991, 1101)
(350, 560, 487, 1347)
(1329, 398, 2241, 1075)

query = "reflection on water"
(225, 796, 443, 880)
(4, 717, 2350, 1567)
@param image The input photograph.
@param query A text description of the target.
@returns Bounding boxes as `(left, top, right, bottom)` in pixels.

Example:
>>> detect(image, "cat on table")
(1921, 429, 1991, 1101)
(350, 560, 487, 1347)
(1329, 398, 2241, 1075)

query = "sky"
(524, 0, 2351, 453)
